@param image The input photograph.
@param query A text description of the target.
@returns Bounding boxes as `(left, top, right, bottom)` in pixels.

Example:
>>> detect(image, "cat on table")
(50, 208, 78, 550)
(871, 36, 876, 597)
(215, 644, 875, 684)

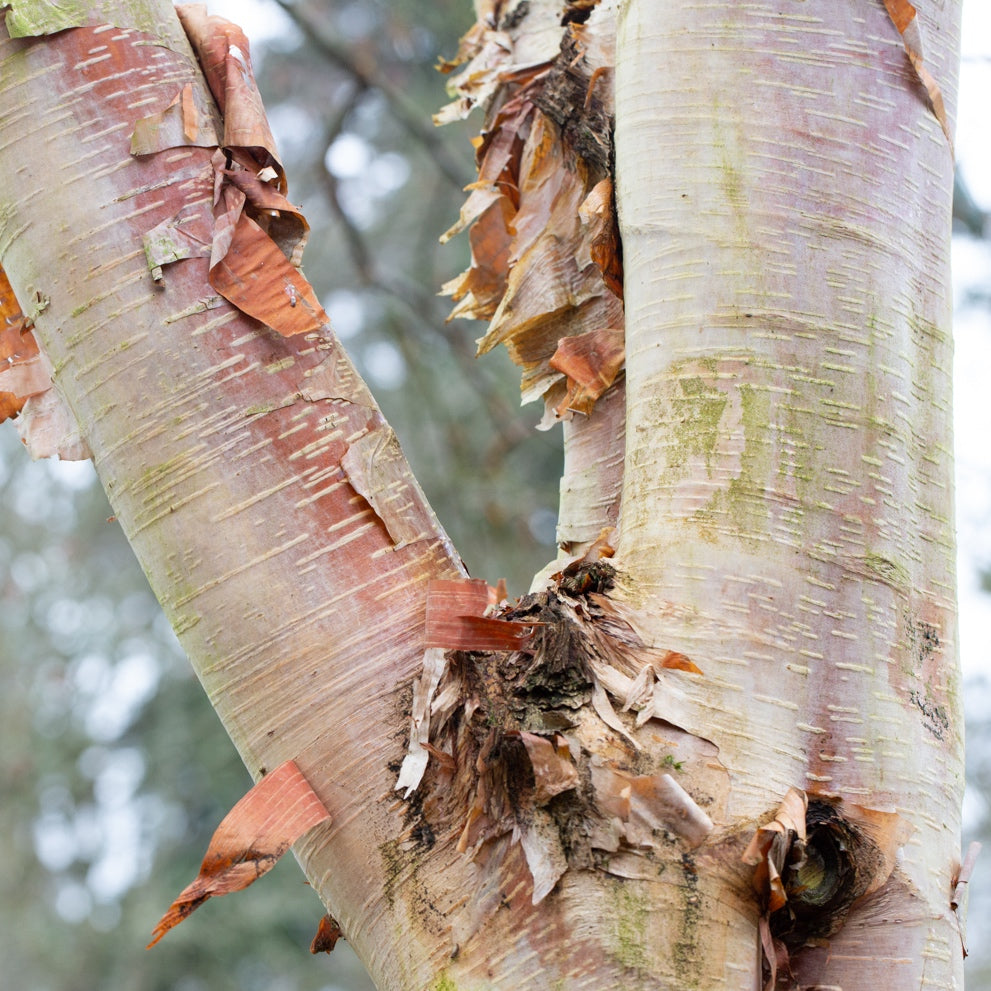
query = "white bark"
(614, 0, 963, 986)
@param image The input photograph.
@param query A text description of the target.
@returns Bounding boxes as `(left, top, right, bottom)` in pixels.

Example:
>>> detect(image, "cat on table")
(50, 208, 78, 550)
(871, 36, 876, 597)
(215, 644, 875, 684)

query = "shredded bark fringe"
(397, 560, 719, 904)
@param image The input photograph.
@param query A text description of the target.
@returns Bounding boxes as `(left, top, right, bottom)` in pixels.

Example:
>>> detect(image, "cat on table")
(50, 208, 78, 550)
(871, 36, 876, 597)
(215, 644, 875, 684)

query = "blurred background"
(1, 1, 989, 988)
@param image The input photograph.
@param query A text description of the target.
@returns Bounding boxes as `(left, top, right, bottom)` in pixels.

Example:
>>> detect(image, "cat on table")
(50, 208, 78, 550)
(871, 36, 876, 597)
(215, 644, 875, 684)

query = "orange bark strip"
(175, 4, 282, 178)
(884, 0, 916, 34)
(882, 0, 952, 148)
(181, 82, 198, 142)
(425, 578, 534, 650)
(580, 178, 623, 299)
(549, 327, 625, 416)
(743, 787, 807, 868)
(0, 265, 31, 360)
(309, 914, 344, 954)
(658, 650, 703, 675)
(0, 268, 39, 412)
(152, 8, 326, 335)
(743, 789, 808, 986)
(147, 760, 331, 948)
(0, 392, 23, 420)
(0, 266, 49, 424)
(425, 579, 490, 643)
(0, 265, 89, 456)
(0, 322, 34, 363)
(209, 213, 330, 337)
(131, 8, 324, 337)
(451, 614, 537, 651)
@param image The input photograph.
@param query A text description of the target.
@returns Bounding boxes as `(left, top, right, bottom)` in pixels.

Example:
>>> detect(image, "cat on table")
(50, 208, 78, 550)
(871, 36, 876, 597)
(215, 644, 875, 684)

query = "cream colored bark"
(0, 4, 462, 988)
(0, 0, 966, 989)
(611, 0, 964, 987)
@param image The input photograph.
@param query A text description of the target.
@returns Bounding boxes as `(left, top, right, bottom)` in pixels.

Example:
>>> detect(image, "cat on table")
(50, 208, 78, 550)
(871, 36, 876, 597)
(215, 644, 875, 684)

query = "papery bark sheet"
(438, 1, 624, 420)
(133, 4, 332, 338)
(883, 0, 952, 148)
(148, 760, 331, 948)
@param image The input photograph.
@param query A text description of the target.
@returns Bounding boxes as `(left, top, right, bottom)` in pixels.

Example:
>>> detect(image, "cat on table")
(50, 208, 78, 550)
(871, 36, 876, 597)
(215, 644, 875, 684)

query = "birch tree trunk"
(0, 0, 965, 989)
(609, 1, 964, 987)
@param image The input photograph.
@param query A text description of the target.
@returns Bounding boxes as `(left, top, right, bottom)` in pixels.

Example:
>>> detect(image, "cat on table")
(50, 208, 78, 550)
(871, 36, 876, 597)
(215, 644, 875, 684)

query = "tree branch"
(271, 0, 470, 191)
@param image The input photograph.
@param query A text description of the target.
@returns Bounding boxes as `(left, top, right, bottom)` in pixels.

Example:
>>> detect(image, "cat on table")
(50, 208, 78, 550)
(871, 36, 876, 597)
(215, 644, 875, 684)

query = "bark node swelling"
(403, 561, 752, 989)
(615, 1, 963, 987)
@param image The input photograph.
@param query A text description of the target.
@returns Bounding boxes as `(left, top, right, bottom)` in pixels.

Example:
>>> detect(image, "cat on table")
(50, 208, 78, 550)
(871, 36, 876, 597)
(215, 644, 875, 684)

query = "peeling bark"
(0, 0, 966, 988)
(439, 0, 627, 573)
(609, 0, 964, 986)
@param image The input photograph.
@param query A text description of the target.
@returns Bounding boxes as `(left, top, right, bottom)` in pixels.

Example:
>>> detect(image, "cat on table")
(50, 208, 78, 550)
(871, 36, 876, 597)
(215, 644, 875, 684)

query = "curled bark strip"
(309, 914, 344, 954)
(424, 578, 536, 650)
(176, 4, 281, 174)
(951, 840, 981, 911)
(130, 82, 220, 153)
(549, 327, 625, 416)
(0, 266, 90, 458)
(15, 388, 91, 461)
(0, 266, 41, 422)
(395, 647, 449, 798)
(4, 1, 87, 36)
(952, 840, 981, 957)
(882, 0, 953, 151)
(590, 762, 713, 849)
(514, 730, 580, 804)
(396, 580, 537, 795)
(128, 6, 332, 338)
(148, 759, 331, 948)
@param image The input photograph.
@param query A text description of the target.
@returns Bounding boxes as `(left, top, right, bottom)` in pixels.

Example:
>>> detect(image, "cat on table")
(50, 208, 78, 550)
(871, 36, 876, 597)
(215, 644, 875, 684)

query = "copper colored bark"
(148, 760, 331, 947)
(439, 4, 624, 418)
(309, 914, 344, 954)
(0, 265, 41, 421)
(132, 5, 331, 338)
(883, 0, 952, 146)
(425, 578, 536, 650)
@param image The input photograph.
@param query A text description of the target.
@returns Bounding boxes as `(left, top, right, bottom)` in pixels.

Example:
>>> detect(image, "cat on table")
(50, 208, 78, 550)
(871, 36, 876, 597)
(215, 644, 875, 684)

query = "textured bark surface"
(612, 1, 964, 987)
(0, 0, 966, 988)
